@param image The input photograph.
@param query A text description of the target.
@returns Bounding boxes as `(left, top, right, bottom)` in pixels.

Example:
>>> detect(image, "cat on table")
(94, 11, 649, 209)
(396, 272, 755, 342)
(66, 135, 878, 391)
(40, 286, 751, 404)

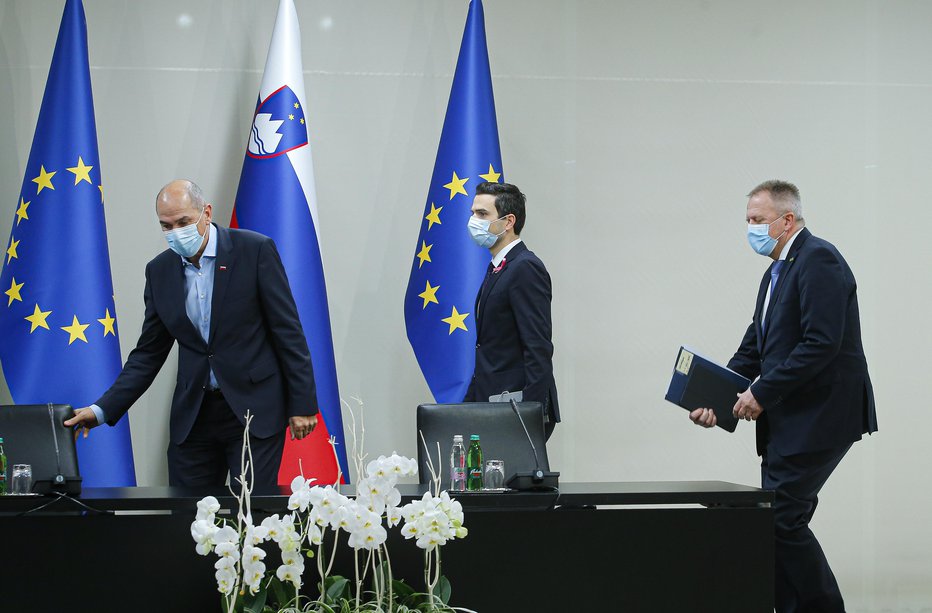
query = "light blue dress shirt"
(90, 223, 217, 424)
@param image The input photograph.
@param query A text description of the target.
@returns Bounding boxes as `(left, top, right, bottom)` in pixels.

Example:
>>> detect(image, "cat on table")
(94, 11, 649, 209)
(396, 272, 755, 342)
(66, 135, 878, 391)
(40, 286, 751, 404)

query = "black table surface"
(0, 480, 772, 514)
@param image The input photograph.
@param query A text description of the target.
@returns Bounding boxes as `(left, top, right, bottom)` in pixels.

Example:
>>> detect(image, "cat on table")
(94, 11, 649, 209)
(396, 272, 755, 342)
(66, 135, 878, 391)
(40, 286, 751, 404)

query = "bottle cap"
(470, 434, 480, 440)
(0, 437, 4, 443)
(453, 434, 463, 441)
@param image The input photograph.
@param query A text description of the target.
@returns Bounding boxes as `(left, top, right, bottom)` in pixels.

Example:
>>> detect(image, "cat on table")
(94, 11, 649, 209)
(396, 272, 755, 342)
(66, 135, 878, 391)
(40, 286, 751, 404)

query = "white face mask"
(163, 208, 206, 257)
(467, 215, 506, 249)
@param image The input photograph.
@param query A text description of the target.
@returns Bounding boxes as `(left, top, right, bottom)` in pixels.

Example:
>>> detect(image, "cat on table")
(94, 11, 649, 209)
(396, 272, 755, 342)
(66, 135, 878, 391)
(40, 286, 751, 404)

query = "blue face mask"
(467, 215, 506, 249)
(747, 216, 787, 256)
(164, 209, 207, 258)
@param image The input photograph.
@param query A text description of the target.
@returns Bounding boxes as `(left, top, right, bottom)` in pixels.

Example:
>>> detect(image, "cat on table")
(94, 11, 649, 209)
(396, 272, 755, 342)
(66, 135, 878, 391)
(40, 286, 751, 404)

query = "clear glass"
(11, 464, 32, 495)
(483, 459, 505, 490)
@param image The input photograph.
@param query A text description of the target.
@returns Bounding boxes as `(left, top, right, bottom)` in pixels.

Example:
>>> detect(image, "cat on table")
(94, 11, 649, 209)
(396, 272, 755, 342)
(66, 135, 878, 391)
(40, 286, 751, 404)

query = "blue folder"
(665, 346, 750, 432)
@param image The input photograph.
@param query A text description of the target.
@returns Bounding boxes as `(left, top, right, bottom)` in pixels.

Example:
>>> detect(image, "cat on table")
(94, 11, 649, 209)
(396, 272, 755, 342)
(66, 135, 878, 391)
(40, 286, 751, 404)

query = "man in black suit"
(463, 182, 559, 438)
(691, 180, 878, 612)
(65, 179, 318, 487)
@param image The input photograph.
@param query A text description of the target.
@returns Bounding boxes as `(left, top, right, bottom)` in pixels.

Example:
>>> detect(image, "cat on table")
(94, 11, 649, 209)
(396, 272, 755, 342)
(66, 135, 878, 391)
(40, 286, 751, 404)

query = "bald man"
(66, 180, 318, 488)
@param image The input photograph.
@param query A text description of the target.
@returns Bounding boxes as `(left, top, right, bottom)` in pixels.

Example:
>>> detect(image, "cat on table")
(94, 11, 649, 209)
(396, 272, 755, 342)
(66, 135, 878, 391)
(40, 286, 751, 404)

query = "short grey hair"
(748, 179, 804, 225)
(156, 179, 206, 213)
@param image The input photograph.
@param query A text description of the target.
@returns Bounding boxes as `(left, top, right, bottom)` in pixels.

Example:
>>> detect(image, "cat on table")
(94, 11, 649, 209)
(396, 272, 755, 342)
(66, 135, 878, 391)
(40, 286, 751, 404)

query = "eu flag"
(232, 0, 349, 485)
(0, 0, 135, 486)
(404, 0, 504, 402)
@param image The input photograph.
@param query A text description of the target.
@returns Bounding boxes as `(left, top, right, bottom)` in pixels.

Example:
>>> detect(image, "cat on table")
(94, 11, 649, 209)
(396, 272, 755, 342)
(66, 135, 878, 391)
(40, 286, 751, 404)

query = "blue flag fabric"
(404, 0, 504, 403)
(233, 0, 349, 485)
(0, 0, 135, 487)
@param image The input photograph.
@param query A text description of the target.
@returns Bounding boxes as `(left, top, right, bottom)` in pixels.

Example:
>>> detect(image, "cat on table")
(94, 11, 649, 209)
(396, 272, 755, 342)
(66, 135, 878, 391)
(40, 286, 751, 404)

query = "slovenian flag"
(231, 0, 348, 484)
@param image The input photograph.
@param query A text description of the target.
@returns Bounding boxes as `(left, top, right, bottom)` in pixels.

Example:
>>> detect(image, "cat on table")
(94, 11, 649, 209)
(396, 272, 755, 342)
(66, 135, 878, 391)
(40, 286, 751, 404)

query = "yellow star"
(418, 280, 440, 309)
(288, 114, 295, 120)
(478, 164, 502, 183)
(98, 184, 104, 203)
(15, 198, 30, 225)
(5, 278, 24, 306)
(6, 237, 19, 263)
(61, 315, 90, 345)
(98, 308, 116, 336)
(66, 156, 93, 185)
(32, 165, 56, 194)
(300, 118, 305, 125)
(443, 172, 469, 200)
(415, 241, 433, 268)
(25, 304, 52, 333)
(441, 306, 469, 335)
(424, 203, 442, 230)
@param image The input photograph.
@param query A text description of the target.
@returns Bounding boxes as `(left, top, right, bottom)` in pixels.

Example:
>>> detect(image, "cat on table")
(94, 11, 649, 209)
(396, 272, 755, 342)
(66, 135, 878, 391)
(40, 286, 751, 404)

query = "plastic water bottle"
(466, 434, 483, 491)
(450, 435, 467, 492)
(0, 437, 7, 495)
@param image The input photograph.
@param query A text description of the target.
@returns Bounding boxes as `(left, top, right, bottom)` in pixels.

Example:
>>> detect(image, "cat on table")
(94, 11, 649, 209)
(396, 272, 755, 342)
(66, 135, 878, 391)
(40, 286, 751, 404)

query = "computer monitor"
(416, 402, 550, 490)
(0, 404, 81, 495)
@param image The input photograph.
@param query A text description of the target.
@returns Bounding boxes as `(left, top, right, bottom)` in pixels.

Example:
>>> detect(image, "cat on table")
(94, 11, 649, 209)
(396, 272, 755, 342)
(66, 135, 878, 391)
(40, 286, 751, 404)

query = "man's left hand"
(732, 389, 764, 421)
(289, 415, 318, 440)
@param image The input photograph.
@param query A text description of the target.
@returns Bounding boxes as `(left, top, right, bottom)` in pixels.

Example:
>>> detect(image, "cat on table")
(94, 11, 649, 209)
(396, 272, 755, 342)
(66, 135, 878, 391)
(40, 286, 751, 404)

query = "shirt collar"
(492, 238, 522, 267)
(776, 226, 803, 261)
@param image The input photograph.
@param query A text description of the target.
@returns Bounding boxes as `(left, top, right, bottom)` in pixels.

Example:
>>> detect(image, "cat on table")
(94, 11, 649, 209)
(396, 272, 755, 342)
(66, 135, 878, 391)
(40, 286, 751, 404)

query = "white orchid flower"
(276, 563, 303, 588)
(261, 514, 283, 542)
(196, 496, 221, 520)
(190, 519, 219, 555)
(215, 566, 236, 594)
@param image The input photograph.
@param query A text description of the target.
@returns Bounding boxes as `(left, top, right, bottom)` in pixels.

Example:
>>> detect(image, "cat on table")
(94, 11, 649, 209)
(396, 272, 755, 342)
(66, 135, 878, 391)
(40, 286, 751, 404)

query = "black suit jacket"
(463, 241, 560, 424)
(96, 225, 317, 443)
(727, 228, 877, 456)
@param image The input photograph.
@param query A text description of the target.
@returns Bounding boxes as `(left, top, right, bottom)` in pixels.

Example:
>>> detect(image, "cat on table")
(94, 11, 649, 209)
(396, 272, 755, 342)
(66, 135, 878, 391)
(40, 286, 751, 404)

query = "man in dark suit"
(691, 180, 878, 612)
(463, 182, 559, 438)
(65, 179, 318, 487)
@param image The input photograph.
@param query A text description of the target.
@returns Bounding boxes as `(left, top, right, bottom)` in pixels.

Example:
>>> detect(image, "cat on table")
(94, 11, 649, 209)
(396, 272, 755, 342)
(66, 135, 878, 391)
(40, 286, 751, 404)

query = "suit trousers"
(167, 390, 285, 488)
(761, 442, 852, 613)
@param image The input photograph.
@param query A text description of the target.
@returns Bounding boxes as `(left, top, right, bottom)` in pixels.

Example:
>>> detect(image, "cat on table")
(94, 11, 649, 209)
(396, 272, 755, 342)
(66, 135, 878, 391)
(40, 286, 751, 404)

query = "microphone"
(506, 399, 559, 490)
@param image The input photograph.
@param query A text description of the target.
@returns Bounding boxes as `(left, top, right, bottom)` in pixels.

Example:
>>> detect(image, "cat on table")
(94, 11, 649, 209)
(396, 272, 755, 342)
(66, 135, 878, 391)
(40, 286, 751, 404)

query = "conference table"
(0, 481, 773, 612)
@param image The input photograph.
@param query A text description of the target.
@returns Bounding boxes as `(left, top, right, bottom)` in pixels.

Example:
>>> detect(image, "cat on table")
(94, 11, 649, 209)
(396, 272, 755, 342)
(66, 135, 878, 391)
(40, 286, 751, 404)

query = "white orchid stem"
(354, 547, 361, 606)
(325, 526, 341, 577)
(417, 430, 442, 496)
(382, 543, 394, 612)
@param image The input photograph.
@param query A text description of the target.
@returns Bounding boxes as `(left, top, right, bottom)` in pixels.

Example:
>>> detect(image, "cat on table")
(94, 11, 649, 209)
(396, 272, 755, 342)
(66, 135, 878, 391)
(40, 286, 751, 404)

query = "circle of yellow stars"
(3, 155, 117, 346)
(412, 163, 502, 335)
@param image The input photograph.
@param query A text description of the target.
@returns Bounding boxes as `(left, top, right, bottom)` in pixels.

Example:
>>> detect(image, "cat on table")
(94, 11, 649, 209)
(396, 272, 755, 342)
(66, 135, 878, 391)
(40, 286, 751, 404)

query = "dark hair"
(475, 182, 526, 235)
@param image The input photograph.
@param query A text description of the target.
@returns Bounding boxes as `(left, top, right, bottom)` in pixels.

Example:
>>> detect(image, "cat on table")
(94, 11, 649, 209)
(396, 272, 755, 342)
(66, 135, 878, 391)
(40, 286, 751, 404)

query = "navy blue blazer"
(727, 228, 877, 456)
(464, 241, 560, 424)
(96, 225, 317, 443)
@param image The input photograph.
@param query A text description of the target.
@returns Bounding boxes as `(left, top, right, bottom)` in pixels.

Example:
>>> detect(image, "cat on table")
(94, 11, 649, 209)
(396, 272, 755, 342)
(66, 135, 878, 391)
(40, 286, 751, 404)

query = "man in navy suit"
(65, 180, 318, 487)
(691, 180, 878, 612)
(463, 182, 560, 438)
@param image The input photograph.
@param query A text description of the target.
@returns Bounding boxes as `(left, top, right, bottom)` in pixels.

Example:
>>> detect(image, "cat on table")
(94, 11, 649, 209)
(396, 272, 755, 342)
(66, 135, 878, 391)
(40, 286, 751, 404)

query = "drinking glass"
(11, 464, 32, 495)
(484, 459, 505, 490)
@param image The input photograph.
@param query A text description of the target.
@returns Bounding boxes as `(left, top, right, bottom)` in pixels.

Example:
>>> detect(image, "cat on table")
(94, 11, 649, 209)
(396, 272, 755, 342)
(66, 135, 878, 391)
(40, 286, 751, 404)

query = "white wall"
(1, 1, 929, 610)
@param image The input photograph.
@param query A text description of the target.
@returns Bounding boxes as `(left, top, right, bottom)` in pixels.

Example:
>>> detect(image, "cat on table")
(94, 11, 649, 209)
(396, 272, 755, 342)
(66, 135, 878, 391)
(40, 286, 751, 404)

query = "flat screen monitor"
(416, 402, 549, 490)
(0, 404, 81, 494)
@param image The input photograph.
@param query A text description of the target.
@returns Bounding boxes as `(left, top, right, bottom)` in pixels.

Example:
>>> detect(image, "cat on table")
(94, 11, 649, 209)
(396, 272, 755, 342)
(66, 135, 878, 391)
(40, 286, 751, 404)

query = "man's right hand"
(64, 407, 100, 439)
(689, 408, 717, 428)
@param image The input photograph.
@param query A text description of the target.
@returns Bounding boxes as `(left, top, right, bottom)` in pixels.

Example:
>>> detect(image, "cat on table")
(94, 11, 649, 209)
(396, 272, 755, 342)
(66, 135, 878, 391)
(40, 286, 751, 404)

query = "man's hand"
(689, 408, 717, 428)
(63, 407, 100, 439)
(289, 415, 318, 440)
(732, 388, 764, 421)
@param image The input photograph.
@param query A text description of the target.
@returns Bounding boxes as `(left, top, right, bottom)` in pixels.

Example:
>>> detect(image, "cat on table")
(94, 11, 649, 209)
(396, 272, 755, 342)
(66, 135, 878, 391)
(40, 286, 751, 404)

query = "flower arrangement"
(190, 403, 471, 613)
